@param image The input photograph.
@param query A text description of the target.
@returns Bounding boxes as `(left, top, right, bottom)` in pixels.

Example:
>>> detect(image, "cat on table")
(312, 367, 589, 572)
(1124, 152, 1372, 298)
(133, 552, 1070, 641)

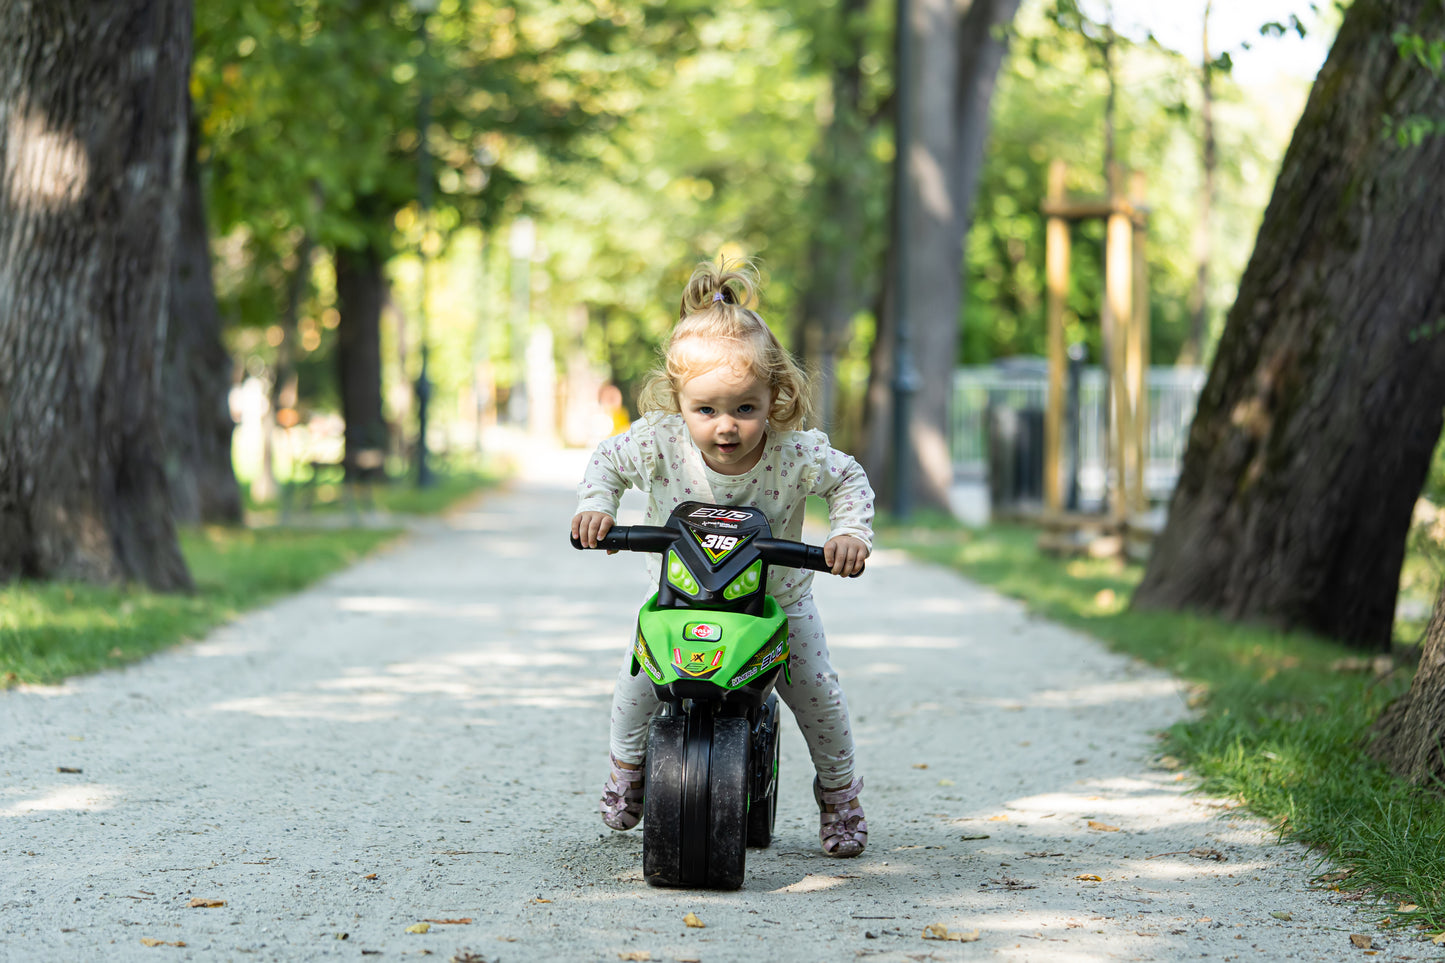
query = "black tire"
(707, 716, 750, 889)
(746, 695, 780, 848)
(679, 706, 713, 885)
(642, 712, 685, 887)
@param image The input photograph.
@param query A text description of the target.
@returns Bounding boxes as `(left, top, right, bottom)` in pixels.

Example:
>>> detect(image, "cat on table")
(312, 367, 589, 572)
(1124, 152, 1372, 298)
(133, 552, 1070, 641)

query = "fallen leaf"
(406, 923, 431, 934)
(450, 953, 490, 963)
(188, 898, 225, 908)
(1270, 911, 1292, 921)
(988, 814, 1009, 822)
(1349, 934, 1372, 949)
(1087, 821, 1120, 832)
(683, 912, 705, 929)
(140, 938, 185, 947)
(424, 918, 473, 925)
(1398, 903, 1419, 912)
(912, 763, 929, 769)
(1432, 931, 1445, 945)
(1190, 848, 1225, 861)
(922, 924, 980, 942)
(361, 873, 378, 880)
(1156, 755, 1182, 770)
(959, 834, 990, 841)
(938, 779, 955, 786)
(1074, 874, 1102, 882)
(57, 767, 83, 774)
(532, 898, 552, 904)
(617, 953, 651, 961)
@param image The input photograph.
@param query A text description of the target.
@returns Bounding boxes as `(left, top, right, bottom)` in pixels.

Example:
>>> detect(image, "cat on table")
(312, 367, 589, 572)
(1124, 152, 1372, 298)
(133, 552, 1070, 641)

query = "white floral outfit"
(576, 413, 874, 789)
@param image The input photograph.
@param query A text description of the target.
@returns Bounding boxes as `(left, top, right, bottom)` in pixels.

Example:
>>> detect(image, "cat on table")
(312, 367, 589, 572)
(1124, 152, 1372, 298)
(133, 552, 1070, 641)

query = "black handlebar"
(569, 525, 674, 554)
(572, 526, 861, 576)
(751, 537, 829, 573)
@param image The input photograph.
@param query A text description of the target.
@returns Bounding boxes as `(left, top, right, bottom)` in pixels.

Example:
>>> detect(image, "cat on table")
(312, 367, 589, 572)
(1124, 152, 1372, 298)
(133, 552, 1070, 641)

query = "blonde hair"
(636, 260, 813, 430)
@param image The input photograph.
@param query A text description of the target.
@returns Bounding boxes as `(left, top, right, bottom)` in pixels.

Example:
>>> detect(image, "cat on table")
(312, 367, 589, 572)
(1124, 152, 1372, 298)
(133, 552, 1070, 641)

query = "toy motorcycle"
(572, 500, 844, 889)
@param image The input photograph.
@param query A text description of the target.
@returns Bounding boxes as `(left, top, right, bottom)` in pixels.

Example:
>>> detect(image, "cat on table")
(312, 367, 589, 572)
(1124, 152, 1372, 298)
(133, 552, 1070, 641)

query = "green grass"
(0, 527, 399, 687)
(2, 457, 503, 689)
(245, 456, 501, 518)
(882, 518, 1445, 935)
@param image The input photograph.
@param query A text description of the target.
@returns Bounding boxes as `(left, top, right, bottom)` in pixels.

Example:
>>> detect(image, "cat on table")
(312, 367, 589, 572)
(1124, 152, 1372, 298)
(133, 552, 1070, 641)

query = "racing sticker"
(672, 645, 726, 678)
(689, 527, 754, 564)
(633, 629, 664, 684)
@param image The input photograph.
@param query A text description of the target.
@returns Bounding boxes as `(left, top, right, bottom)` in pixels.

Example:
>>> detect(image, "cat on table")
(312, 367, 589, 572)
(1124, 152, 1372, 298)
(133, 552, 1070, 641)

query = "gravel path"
(1, 449, 1400, 962)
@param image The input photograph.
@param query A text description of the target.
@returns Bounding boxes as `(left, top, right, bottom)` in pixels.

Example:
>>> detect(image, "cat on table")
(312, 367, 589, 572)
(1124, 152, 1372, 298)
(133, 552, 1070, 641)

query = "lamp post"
(890, 0, 919, 520)
(411, 0, 438, 488)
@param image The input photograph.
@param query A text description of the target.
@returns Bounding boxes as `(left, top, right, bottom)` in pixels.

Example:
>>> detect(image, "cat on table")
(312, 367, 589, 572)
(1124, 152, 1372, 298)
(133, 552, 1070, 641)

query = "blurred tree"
(0, 1, 194, 590)
(1133, 0, 1445, 651)
(537, 0, 828, 409)
(792, 0, 892, 433)
(164, 102, 244, 526)
(863, 0, 1023, 513)
(195, 0, 684, 478)
(959, 3, 1300, 367)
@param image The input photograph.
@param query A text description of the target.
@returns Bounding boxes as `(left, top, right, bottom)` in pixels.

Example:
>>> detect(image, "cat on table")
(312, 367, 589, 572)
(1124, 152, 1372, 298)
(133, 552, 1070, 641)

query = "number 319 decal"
(690, 527, 749, 563)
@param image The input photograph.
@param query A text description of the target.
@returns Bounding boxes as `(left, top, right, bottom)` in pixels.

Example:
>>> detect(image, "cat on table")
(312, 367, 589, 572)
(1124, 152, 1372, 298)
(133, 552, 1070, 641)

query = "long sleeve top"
(575, 413, 875, 607)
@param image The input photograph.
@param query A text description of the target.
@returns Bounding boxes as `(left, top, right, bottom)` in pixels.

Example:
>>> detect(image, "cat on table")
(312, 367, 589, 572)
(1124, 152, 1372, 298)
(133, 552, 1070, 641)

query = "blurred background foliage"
(190, 0, 1320, 469)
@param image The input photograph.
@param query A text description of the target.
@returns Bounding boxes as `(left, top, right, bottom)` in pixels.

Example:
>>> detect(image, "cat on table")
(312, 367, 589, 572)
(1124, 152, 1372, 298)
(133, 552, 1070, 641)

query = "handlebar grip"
(754, 538, 829, 572)
(755, 538, 866, 577)
(571, 525, 675, 553)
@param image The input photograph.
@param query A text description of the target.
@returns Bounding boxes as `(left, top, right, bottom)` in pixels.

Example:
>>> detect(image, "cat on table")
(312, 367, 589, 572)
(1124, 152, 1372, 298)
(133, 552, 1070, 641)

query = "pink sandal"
(814, 777, 867, 857)
(600, 756, 645, 831)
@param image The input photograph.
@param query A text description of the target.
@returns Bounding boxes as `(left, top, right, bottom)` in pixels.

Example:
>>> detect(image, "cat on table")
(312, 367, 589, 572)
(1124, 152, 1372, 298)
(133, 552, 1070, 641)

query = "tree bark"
(798, 0, 872, 436)
(0, 0, 194, 591)
(1369, 582, 1445, 784)
(163, 108, 242, 526)
(864, 0, 1020, 512)
(335, 243, 390, 476)
(1132, 0, 1445, 651)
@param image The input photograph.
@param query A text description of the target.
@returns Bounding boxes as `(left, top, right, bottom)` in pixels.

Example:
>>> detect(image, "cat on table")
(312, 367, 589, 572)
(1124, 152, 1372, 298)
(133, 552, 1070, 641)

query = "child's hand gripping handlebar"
(570, 526, 862, 576)
(569, 525, 675, 554)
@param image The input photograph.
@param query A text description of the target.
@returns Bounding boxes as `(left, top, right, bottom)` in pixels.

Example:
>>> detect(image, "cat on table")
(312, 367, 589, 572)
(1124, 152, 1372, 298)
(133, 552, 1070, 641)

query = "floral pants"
(607, 594, 858, 790)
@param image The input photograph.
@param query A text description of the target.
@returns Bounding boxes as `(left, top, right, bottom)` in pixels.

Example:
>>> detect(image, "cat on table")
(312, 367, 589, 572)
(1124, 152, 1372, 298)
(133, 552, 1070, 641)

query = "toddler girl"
(571, 260, 873, 858)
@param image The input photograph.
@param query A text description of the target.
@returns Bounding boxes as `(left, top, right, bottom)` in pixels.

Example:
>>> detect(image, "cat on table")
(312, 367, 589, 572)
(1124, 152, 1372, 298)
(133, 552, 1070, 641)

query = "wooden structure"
(1040, 160, 1151, 540)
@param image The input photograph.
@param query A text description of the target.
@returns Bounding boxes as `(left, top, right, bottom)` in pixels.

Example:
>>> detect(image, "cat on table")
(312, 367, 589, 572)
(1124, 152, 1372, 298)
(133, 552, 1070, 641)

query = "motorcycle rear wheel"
(746, 693, 780, 847)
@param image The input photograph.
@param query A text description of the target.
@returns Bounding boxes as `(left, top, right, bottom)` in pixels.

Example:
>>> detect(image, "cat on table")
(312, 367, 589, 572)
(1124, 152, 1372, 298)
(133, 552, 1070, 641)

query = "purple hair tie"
(712, 291, 725, 303)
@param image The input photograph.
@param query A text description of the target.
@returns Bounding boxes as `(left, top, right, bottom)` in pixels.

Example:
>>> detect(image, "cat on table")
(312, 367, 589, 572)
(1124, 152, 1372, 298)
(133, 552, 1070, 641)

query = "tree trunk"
(864, 0, 1019, 512)
(335, 244, 390, 476)
(163, 108, 242, 526)
(1369, 582, 1445, 784)
(0, 0, 194, 591)
(1132, 0, 1445, 651)
(798, 0, 871, 435)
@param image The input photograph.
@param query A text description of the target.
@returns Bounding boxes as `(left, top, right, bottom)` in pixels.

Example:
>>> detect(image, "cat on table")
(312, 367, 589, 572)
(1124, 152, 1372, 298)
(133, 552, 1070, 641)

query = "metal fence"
(952, 362, 1206, 505)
